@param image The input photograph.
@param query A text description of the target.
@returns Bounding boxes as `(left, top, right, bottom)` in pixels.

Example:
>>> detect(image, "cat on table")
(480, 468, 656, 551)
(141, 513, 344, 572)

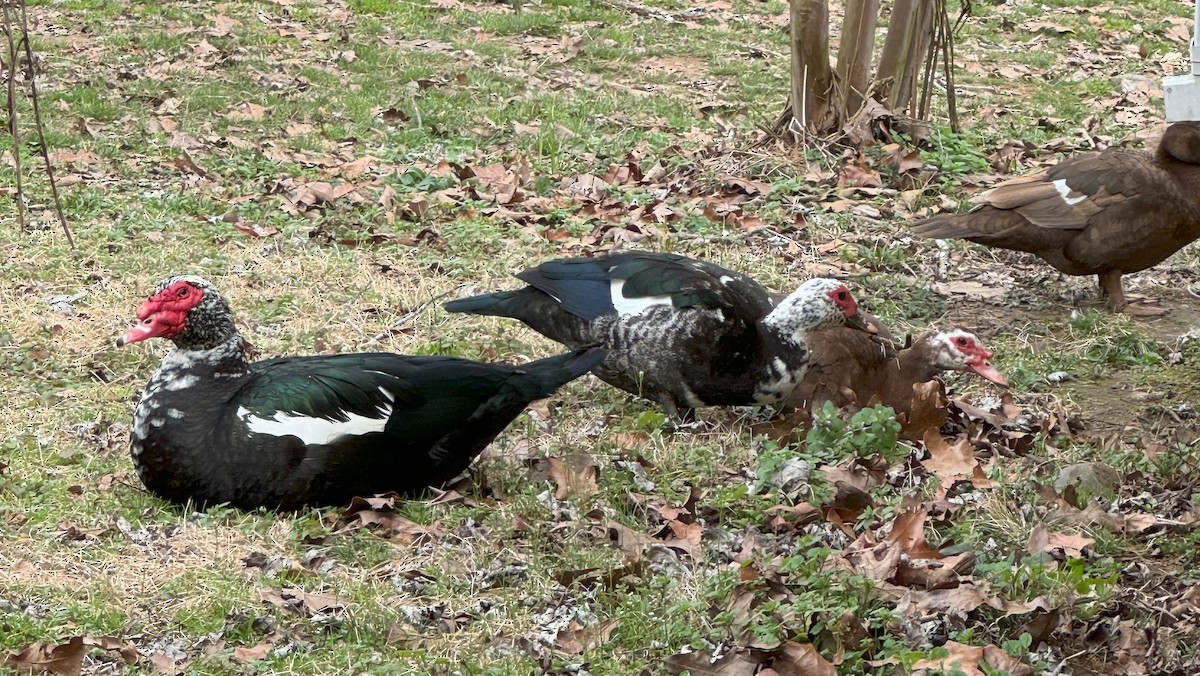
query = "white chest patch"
(610, 278, 673, 316)
(1051, 179, 1087, 206)
(238, 396, 394, 446)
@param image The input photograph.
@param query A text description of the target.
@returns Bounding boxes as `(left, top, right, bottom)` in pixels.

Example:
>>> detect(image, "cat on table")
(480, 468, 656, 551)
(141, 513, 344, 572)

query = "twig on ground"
(367, 288, 458, 346)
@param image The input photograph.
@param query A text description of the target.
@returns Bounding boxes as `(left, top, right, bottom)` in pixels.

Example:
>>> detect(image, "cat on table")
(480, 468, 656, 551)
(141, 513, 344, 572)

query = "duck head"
(1160, 121, 1200, 165)
(928, 329, 1007, 386)
(765, 278, 872, 340)
(117, 276, 238, 350)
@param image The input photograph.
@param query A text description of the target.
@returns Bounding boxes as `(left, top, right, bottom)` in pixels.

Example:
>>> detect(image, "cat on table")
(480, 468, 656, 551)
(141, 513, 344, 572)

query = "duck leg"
(1099, 271, 1166, 316)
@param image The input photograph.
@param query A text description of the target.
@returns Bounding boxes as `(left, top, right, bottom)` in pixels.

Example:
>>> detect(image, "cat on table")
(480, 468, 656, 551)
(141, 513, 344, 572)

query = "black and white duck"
(444, 252, 871, 419)
(118, 275, 604, 509)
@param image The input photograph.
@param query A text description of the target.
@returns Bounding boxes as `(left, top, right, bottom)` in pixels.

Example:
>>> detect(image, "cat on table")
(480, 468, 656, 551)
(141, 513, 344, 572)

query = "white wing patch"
(1051, 179, 1087, 206)
(609, 279, 673, 316)
(238, 388, 395, 446)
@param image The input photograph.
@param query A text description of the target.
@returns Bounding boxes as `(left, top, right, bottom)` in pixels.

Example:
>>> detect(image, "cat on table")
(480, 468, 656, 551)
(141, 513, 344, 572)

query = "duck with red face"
(118, 275, 605, 510)
(444, 252, 873, 420)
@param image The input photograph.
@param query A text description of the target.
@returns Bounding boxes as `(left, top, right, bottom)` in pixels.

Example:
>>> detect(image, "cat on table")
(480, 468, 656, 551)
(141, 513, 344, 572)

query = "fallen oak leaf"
(888, 504, 940, 557)
(260, 587, 345, 617)
(921, 431, 984, 495)
(771, 640, 836, 676)
(911, 641, 987, 676)
(335, 493, 442, 543)
(664, 646, 757, 675)
(554, 618, 619, 655)
(146, 652, 183, 675)
(3, 637, 85, 676)
(900, 380, 948, 441)
(547, 456, 599, 500)
(1026, 523, 1093, 559)
(894, 583, 991, 617)
(81, 636, 138, 665)
(227, 102, 266, 121)
(232, 641, 274, 664)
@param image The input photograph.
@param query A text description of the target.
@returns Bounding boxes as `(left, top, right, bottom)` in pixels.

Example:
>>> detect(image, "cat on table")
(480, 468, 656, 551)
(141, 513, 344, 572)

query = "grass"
(1, 0, 1200, 673)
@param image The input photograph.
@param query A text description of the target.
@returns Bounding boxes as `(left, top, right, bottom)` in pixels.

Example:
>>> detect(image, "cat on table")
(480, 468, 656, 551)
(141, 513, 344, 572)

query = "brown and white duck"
(911, 122, 1200, 315)
(786, 327, 1007, 419)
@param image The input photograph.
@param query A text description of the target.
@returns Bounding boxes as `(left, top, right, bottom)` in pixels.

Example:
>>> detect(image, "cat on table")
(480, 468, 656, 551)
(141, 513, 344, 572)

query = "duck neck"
(760, 308, 811, 350)
(157, 335, 252, 382)
(896, 344, 942, 385)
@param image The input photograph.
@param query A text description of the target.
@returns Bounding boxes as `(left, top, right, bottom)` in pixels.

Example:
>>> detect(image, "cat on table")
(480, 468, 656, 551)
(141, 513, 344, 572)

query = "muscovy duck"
(787, 327, 1006, 417)
(443, 252, 871, 419)
(118, 275, 605, 509)
(911, 121, 1200, 315)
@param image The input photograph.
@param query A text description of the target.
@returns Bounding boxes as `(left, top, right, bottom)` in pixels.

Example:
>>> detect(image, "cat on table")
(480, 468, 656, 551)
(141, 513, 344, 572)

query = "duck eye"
(837, 291, 847, 300)
(177, 287, 189, 297)
(956, 337, 967, 345)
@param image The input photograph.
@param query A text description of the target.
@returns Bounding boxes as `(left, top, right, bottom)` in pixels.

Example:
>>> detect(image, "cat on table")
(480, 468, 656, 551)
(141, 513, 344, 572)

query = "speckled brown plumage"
(911, 122, 1200, 314)
(785, 327, 1006, 419)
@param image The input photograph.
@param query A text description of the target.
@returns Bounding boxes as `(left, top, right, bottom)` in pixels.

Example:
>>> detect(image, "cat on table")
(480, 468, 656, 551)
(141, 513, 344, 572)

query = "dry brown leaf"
(982, 645, 1033, 675)
(912, 641, 986, 675)
(772, 641, 836, 676)
(555, 618, 619, 654)
(901, 380, 948, 440)
(206, 14, 241, 37)
(261, 587, 345, 617)
(892, 556, 964, 590)
(547, 457, 599, 500)
(80, 636, 138, 665)
(885, 505, 944, 560)
(1026, 523, 1094, 559)
(922, 431, 982, 494)
(228, 102, 267, 121)
(930, 280, 1006, 300)
(3, 637, 85, 676)
(337, 493, 442, 543)
(232, 641, 274, 663)
(665, 647, 757, 675)
(721, 174, 771, 196)
(147, 652, 182, 674)
(833, 532, 902, 581)
(339, 156, 373, 179)
(837, 158, 882, 189)
(895, 584, 990, 616)
(286, 121, 314, 135)
(605, 519, 660, 559)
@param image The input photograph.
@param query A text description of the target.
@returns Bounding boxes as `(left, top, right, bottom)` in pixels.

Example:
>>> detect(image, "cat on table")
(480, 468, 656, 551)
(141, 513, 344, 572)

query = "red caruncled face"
(951, 333, 1007, 386)
(117, 280, 205, 346)
(825, 284, 858, 318)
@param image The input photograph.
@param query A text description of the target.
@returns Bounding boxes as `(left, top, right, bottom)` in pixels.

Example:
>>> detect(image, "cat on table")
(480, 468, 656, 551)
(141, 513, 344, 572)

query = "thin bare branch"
(2, 1, 25, 230)
(15, 0, 73, 247)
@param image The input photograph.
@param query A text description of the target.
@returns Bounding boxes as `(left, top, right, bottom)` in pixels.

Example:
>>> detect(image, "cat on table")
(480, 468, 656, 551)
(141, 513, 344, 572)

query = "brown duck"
(911, 122, 1200, 315)
(786, 327, 1006, 419)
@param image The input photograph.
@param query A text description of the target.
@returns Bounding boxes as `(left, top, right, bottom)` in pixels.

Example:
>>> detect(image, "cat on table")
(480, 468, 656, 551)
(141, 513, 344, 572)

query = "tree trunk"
(834, 0, 880, 120)
(907, 0, 935, 116)
(789, 0, 833, 133)
(781, 0, 954, 141)
(875, 0, 918, 110)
